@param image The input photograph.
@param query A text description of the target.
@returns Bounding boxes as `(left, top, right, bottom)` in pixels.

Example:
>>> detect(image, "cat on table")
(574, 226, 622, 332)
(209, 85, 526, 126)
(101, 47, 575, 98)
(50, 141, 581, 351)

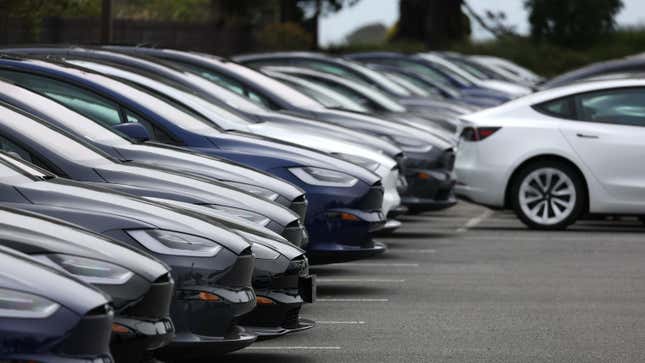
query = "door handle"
(576, 133, 599, 139)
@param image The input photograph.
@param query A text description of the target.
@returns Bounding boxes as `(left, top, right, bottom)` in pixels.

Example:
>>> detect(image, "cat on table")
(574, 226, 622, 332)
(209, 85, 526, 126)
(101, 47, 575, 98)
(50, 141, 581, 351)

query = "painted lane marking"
(457, 209, 494, 232)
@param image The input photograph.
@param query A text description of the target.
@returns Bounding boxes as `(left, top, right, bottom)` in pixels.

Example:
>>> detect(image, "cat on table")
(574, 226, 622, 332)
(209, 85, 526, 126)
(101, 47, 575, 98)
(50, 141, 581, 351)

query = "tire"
(510, 160, 586, 230)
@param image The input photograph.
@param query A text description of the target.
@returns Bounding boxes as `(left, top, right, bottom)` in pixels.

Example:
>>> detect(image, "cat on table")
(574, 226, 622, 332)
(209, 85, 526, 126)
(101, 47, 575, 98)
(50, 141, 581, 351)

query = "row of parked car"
(0, 47, 540, 362)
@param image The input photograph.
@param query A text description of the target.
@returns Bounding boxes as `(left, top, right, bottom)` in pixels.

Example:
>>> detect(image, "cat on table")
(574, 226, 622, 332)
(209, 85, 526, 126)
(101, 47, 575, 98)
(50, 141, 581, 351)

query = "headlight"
(0, 288, 60, 319)
(127, 230, 223, 257)
(37, 254, 134, 285)
(289, 167, 358, 187)
(384, 135, 433, 153)
(251, 243, 280, 260)
(207, 205, 271, 226)
(331, 153, 380, 171)
(223, 182, 280, 201)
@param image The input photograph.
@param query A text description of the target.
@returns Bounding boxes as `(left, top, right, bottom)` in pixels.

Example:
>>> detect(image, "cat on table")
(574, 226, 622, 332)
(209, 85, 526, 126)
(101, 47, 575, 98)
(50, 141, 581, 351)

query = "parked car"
(110, 47, 456, 213)
(469, 55, 543, 86)
(233, 51, 471, 117)
(346, 52, 514, 103)
(541, 54, 645, 89)
(0, 245, 114, 363)
(260, 65, 465, 135)
(0, 151, 258, 355)
(52, 54, 404, 228)
(366, 63, 503, 109)
(0, 148, 318, 353)
(456, 78, 645, 229)
(0, 79, 310, 237)
(0, 206, 174, 362)
(0, 57, 387, 263)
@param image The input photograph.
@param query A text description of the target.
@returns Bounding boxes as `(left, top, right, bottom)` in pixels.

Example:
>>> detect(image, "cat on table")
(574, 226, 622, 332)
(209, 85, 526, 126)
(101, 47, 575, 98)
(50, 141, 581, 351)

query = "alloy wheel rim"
(519, 168, 576, 225)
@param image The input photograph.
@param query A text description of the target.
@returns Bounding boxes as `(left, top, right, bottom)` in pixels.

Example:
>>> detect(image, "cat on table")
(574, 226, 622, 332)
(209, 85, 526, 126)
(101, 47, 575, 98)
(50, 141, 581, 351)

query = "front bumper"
(239, 290, 315, 340)
(160, 325, 257, 358)
(158, 286, 257, 358)
(111, 276, 175, 363)
(402, 169, 457, 212)
(111, 316, 174, 363)
(308, 240, 387, 264)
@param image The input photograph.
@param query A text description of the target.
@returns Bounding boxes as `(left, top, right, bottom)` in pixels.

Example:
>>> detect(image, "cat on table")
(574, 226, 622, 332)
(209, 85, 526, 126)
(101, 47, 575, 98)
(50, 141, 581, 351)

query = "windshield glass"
(68, 60, 253, 130)
(340, 59, 412, 96)
(0, 102, 111, 164)
(275, 74, 368, 112)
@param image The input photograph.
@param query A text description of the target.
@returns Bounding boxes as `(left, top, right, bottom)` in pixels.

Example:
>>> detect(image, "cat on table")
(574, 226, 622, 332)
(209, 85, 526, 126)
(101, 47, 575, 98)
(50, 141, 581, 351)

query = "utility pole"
(100, 0, 113, 43)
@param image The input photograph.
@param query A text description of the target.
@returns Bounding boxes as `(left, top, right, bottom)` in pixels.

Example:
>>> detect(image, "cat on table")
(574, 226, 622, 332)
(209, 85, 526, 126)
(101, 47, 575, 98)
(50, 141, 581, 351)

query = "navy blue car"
(0, 57, 386, 263)
(0, 246, 114, 363)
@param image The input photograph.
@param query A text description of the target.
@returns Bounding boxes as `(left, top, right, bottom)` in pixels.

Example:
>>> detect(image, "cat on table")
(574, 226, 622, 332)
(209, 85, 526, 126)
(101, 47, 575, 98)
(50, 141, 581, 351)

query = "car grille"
(358, 181, 384, 211)
(55, 304, 114, 359)
(289, 194, 308, 222)
(218, 248, 255, 288)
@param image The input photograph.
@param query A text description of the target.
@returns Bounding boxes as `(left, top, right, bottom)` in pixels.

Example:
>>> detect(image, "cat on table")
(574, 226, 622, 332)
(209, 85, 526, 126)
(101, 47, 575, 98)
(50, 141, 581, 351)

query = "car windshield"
(0, 103, 112, 164)
(68, 60, 253, 130)
(0, 82, 131, 147)
(300, 73, 407, 113)
(339, 59, 412, 97)
(0, 153, 49, 182)
(273, 73, 368, 112)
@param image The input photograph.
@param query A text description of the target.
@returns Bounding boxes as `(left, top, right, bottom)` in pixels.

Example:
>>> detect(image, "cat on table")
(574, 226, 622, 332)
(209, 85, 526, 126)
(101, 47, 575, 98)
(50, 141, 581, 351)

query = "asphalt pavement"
(211, 202, 645, 363)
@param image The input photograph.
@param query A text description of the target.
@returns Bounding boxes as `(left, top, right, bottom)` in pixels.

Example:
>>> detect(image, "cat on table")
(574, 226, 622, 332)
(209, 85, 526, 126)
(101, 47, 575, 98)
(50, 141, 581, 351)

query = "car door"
(556, 87, 645, 205)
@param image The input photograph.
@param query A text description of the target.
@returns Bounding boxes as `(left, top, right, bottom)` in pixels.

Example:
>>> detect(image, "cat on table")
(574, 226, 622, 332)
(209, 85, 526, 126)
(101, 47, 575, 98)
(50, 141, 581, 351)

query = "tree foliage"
(525, 0, 624, 47)
(395, 0, 470, 49)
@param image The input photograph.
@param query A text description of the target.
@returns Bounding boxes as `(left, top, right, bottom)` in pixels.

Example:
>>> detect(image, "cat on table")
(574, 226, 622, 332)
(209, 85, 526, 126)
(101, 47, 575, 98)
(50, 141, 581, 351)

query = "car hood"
(255, 111, 402, 156)
(209, 131, 381, 184)
(479, 79, 532, 97)
(90, 161, 300, 227)
(10, 178, 251, 254)
(0, 207, 168, 282)
(316, 108, 453, 150)
(146, 199, 305, 260)
(248, 122, 397, 170)
(116, 142, 304, 200)
(0, 246, 109, 315)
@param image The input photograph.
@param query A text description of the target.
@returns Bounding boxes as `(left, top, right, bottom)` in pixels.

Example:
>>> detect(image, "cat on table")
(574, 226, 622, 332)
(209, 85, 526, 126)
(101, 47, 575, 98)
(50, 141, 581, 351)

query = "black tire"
(509, 160, 586, 230)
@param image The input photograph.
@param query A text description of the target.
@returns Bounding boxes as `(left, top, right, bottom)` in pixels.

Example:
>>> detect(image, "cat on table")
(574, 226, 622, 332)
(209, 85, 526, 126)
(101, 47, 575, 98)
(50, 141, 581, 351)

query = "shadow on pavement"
(190, 352, 315, 363)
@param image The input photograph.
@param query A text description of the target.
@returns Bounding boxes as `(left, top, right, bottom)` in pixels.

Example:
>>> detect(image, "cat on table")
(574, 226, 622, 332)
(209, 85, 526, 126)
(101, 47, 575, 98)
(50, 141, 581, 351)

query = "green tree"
(395, 0, 470, 49)
(525, 0, 624, 47)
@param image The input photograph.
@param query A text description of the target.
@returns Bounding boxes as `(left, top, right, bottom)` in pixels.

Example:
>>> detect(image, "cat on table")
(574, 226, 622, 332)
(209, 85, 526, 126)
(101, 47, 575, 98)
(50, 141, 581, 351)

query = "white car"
(456, 78, 645, 229)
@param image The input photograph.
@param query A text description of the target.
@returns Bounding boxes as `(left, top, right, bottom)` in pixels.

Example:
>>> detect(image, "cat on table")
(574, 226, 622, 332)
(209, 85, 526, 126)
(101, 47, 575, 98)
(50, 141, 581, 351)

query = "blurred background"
(1, 0, 643, 76)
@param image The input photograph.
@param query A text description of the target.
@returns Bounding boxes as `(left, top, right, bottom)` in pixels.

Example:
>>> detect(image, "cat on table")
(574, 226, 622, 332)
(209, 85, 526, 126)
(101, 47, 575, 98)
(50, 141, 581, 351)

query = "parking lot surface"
(214, 202, 645, 363)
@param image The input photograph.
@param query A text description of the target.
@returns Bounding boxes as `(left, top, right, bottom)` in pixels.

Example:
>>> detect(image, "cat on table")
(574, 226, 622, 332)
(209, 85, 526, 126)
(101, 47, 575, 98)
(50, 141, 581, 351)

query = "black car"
(0, 148, 317, 346)
(0, 87, 305, 247)
(0, 151, 259, 356)
(0, 55, 387, 263)
(107, 47, 456, 213)
(0, 245, 114, 363)
(0, 206, 174, 362)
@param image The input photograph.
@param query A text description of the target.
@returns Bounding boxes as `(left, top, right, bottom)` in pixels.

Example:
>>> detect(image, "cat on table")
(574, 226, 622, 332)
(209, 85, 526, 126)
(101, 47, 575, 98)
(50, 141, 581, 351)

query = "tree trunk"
(396, 0, 469, 49)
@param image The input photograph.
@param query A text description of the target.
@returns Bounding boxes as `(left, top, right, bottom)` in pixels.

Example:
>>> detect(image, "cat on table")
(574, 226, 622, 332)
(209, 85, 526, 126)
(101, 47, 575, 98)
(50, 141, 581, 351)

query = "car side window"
(533, 97, 576, 119)
(574, 88, 645, 126)
(0, 70, 123, 126)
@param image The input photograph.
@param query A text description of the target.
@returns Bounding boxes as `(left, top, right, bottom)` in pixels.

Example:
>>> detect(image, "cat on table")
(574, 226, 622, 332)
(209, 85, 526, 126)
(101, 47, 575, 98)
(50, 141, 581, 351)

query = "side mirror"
(112, 122, 151, 143)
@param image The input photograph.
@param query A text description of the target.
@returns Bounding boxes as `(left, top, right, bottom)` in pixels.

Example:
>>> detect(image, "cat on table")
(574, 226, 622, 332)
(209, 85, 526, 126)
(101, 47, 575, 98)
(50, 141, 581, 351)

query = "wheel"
(510, 160, 586, 230)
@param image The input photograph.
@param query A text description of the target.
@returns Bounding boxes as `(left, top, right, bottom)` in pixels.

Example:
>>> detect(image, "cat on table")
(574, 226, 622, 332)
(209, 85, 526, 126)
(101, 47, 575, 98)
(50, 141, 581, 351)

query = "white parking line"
(317, 298, 389, 302)
(317, 278, 405, 283)
(457, 210, 494, 232)
(247, 346, 341, 350)
(395, 249, 437, 254)
(317, 320, 367, 325)
(328, 262, 419, 267)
